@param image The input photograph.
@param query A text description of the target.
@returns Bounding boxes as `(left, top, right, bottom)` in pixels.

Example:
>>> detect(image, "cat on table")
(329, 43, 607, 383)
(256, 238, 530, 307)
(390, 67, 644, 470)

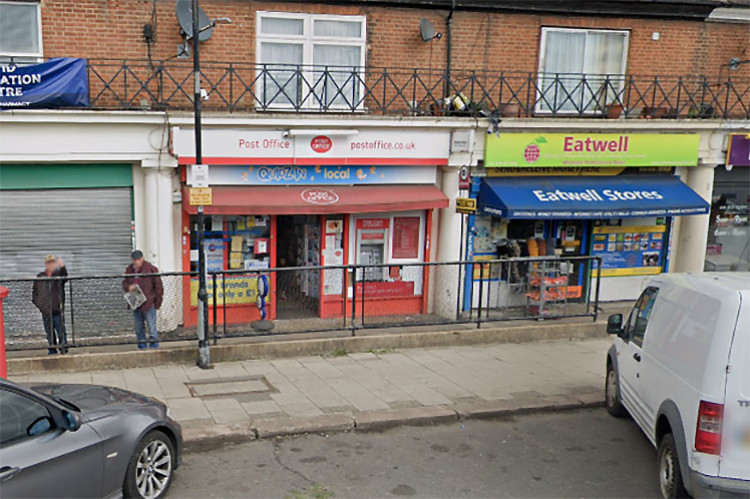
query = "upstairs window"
(0, 1, 42, 64)
(256, 12, 366, 110)
(537, 28, 628, 114)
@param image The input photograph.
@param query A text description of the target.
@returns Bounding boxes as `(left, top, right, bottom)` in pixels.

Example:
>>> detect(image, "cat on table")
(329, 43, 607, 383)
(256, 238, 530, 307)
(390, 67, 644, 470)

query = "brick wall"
(33, 1, 748, 76)
(13, 0, 747, 112)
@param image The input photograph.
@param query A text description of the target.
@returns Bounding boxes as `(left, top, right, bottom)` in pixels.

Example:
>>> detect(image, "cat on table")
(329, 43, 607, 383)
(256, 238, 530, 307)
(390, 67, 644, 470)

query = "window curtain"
(585, 32, 627, 108)
(313, 45, 361, 108)
(0, 3, 40, 58)
(260, 42, 303, 107)
(539, 31, 586, 112)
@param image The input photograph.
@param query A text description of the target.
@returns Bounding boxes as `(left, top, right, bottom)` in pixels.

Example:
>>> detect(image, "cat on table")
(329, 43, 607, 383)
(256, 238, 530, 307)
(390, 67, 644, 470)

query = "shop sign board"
(590, 225, 667, 277)
(188, 187, 212, 206)
(485, 133, 699, 168)
(0, 58, 89, 109)
(186, 164, 437, 186)
(172, 128, 451, 166)
(486, 166, 672, 176)
(727, 133, 750, 167)
(190, 276, 263, 306)
(456, 197, 477, 214)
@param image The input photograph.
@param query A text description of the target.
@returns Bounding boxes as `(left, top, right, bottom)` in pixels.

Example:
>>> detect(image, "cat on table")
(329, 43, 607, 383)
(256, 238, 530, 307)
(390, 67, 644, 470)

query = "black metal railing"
(1, 256, 601, 352)
(84, 59, 750, 118)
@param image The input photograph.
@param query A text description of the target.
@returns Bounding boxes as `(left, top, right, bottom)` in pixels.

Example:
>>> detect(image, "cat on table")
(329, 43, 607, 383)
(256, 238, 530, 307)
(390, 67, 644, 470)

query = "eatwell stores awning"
(478, 175, 710, 219)
(183, 184, 449, 215)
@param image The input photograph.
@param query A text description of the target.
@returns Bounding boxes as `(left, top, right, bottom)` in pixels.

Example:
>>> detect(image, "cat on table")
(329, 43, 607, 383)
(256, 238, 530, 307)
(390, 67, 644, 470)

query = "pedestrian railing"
(82, 59, 750, 119)
(0, 256, 601, 352)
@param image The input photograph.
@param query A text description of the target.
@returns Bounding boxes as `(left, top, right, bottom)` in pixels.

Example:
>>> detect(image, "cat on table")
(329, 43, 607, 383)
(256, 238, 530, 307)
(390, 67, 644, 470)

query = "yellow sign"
(593, 225, 667, 234)
(487, 166, 673, 177)
(456, 197, 477, 214)
(190, 276, 263, 306)
(593, 267, 662, 277)
(189, 187, 213, 206)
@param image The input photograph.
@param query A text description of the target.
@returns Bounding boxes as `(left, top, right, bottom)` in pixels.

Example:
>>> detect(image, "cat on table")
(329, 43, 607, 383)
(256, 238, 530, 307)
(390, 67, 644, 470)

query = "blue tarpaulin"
(478, 175, 709, 219)
(0, 58, 89, 109)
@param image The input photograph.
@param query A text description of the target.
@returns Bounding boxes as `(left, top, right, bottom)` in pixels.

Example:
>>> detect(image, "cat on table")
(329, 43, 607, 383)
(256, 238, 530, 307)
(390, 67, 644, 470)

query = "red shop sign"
(356, 218, 390, 230)
(310, 135, 333, 153)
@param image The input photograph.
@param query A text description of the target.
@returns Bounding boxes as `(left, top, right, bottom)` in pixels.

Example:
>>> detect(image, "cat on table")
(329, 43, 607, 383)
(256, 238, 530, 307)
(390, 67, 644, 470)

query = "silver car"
(0, 378, 182, 499)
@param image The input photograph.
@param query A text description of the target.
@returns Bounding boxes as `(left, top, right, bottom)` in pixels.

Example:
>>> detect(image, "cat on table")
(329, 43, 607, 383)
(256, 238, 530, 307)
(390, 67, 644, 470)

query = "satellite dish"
(176, 0, 213, 41)
(420, 18, 442, 42)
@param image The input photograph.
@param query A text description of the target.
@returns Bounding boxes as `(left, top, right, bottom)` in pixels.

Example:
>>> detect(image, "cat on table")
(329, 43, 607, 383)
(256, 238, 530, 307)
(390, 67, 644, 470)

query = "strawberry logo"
(523, 136, 547, 163)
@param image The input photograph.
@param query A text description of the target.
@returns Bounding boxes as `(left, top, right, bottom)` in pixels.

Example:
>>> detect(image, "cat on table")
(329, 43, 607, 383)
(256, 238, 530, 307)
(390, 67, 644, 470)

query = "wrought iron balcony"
(86, 59, 750, 119)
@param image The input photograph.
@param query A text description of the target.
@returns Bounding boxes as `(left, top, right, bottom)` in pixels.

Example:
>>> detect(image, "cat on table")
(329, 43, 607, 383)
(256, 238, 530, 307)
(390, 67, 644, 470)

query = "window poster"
(590, 225, 667, 277)
(392, 217, 420, 259)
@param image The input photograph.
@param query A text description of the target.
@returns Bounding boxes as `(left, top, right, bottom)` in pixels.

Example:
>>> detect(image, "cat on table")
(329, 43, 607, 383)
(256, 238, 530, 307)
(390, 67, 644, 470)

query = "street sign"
(458, 166, 470, 190)
(456, 197, 476, 214)
(190, 164, 210, 188)
(189, 187, 213, 206)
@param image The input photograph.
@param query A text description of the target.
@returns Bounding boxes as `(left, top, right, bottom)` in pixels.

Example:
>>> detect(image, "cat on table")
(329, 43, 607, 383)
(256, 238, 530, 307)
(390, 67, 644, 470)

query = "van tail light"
(695, 400, 724, 455)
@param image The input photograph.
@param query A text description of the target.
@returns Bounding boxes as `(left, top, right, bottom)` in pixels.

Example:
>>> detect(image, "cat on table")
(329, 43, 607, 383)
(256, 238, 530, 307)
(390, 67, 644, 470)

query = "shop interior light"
(284, 129, 359, 137)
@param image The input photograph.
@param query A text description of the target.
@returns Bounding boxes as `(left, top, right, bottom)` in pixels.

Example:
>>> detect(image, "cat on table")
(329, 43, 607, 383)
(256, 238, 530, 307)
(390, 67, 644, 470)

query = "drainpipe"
(444, 0, 455, 98)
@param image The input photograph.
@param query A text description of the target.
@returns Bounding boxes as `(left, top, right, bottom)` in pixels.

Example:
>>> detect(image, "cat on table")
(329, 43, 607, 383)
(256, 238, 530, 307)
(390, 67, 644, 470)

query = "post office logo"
(301, 188, 339, 205)
(310, 135, 333, 153)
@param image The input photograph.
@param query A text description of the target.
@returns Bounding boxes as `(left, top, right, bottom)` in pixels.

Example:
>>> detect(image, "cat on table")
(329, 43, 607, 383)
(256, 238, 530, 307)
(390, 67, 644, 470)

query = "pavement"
(10, 337, 611, 446)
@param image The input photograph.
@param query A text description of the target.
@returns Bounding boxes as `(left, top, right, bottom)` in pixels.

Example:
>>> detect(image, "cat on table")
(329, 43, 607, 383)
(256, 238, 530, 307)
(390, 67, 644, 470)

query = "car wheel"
(124, 430, 175, 499)
(605, 362, 627, 418)
(658, 433, 688, 499)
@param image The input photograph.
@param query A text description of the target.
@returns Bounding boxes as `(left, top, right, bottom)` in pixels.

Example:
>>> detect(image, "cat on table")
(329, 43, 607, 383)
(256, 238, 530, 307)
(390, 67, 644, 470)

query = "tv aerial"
(176, 0, 231, 58)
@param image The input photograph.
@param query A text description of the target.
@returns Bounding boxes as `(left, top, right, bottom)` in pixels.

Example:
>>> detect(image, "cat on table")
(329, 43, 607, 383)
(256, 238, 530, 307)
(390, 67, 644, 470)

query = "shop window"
(189, 215, 271, 273)
(537, 28, 628, 113)
(706, 167, 750, 272)
(256, 12, 366, 109)
(0, 1, 42, 64)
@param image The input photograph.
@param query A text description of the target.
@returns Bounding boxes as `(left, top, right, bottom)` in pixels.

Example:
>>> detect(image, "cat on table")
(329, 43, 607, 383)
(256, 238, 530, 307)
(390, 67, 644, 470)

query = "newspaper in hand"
(124, 284, 147, 311)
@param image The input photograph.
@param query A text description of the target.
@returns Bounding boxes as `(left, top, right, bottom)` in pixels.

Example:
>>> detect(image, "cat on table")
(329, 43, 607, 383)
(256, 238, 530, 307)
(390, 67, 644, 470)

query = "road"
(169, 408, 660, 498)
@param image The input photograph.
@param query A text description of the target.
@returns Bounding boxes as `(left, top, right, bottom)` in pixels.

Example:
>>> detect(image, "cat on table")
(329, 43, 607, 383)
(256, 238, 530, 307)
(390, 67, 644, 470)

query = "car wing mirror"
(62, 410, 81, 432)
(607, 314, 624, 335)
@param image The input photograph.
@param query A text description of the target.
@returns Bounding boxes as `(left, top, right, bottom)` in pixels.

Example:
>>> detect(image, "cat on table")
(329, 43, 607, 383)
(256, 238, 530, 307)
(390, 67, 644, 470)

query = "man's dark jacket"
(32, 266, 68, 315)
(122, 261, 164, 311)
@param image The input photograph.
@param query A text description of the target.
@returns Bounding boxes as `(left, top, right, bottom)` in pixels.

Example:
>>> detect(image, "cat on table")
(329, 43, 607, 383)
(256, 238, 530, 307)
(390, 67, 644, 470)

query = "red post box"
(0, 286, 8, 378)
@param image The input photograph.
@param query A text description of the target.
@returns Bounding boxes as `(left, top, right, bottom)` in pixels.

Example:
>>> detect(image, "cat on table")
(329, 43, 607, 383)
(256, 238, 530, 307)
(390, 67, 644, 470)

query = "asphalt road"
(169, 408, 660, 498)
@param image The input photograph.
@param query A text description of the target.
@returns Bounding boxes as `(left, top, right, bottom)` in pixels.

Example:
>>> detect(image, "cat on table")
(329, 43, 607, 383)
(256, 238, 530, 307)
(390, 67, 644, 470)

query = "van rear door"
(719, 291, 750, 480)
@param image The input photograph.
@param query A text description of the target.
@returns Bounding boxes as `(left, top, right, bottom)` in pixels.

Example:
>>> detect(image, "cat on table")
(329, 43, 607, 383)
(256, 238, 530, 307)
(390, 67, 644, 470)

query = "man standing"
(122, 250, 163, 349)
(32, 254, 68, 355)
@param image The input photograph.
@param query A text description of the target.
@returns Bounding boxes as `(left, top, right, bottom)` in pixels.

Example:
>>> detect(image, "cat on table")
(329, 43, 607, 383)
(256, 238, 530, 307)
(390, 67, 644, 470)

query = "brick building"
(0, 0, 748, 333)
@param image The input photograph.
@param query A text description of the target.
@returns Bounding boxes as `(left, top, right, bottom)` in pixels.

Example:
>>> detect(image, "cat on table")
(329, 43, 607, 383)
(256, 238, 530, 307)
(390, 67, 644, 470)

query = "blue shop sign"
(0, 58, 89, 109)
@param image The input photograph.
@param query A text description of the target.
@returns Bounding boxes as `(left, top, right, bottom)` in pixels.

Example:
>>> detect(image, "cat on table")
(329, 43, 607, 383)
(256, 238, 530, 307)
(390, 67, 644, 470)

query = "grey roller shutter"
(0, 188, 134, 343)
(0, 188, 132, 277)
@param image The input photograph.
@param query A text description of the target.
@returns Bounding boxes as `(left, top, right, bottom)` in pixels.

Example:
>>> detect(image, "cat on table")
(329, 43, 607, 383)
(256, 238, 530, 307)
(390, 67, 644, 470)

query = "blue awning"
(478, 175, 709, 219)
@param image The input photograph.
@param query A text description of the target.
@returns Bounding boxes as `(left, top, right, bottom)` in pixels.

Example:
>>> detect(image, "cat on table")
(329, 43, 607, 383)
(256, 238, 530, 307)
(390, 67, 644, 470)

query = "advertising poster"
(590, 225, 667, 277)
(190, 276, 262, 306)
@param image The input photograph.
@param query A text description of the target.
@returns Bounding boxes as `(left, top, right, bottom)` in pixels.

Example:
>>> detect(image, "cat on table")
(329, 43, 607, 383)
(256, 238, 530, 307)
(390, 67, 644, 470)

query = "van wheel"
(605, 363, 627, 417)
(658, 433, 688, 499)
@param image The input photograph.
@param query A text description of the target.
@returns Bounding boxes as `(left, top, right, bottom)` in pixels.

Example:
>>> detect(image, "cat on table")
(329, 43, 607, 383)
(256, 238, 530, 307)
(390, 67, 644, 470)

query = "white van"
(604, 272, 750, 498)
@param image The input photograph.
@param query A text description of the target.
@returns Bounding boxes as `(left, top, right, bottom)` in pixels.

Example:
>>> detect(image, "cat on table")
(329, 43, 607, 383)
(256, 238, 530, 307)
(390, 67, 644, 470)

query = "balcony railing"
(85, 59, 750, 118)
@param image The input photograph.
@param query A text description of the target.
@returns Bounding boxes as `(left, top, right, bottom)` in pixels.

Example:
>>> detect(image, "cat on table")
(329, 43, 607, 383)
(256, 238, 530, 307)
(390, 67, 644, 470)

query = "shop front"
(464, 132, 709, 305)
(706, 133, 750, 272)
(172, 128, 450, 326)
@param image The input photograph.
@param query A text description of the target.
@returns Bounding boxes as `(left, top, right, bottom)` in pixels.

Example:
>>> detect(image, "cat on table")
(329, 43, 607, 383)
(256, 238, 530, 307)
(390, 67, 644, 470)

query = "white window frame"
(536, 27, 629, 115)
(255, 11, 366, 111)
(0, 0, 43, 62)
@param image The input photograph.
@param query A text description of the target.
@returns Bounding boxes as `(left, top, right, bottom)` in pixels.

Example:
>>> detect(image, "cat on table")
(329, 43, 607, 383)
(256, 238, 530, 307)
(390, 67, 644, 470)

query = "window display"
(706, 167, 749, 272)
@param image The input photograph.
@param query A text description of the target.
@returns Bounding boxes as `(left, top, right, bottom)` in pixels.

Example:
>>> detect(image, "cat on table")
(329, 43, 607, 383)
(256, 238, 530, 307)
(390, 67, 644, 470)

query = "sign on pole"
(189, 187, 213, 206)
(456, 197, 477, 214)
(190, 164, 210, 188)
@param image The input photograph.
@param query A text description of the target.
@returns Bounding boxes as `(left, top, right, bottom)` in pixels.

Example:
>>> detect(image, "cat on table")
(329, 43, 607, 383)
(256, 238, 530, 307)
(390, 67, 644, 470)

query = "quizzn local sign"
(485, 133, 700, 168)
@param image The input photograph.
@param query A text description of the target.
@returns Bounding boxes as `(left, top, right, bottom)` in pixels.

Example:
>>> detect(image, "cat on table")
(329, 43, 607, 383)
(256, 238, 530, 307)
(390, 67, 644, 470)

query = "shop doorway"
(275, 215, 321, 319)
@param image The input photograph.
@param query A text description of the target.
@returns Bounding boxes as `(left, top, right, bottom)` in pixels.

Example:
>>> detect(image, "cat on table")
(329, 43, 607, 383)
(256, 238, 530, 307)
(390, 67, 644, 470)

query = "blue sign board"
(478, 175, 709, 219)
(0, 58, 89, 109)
(189, 164, 437, 186)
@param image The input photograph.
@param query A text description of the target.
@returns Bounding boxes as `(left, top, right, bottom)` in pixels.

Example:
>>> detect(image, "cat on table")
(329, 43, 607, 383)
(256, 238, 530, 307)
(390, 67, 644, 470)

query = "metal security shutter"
(1, 187, 134, 343)
(0, 188, 133, 278)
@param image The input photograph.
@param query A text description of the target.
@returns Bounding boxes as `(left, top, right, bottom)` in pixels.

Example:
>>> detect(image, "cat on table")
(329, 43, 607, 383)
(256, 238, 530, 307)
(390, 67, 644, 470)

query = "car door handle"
(0, 466, 21, 482)
(633, 353, 641, 362)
